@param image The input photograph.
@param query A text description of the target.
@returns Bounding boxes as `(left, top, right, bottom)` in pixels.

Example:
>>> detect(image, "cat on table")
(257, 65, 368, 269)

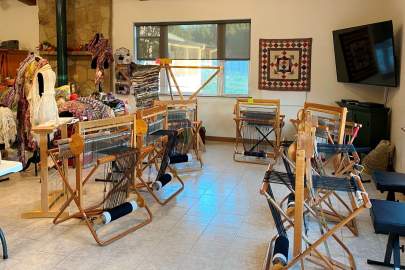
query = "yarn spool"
(244, 150, 266, 158)
(152, 173, 173, 191)
(286, 193, 295, 217)
(101, 200, 138, 224)
(272, 235, 289, 269)
(169, 153, 192, 164)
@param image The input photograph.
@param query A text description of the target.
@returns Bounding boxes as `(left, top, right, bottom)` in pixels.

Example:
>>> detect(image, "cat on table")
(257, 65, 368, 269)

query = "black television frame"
(332, 20, 398, 88)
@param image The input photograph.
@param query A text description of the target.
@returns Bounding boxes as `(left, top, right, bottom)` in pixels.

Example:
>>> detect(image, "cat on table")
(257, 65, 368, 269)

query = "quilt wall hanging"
(259, 38, 312, 91)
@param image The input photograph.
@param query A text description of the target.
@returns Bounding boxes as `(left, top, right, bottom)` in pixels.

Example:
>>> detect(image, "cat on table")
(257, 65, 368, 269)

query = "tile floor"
(0, 142, 394, 269)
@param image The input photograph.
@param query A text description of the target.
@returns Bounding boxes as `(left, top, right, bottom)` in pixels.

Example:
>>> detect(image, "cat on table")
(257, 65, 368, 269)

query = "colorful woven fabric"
(88, 33, 114, 86)
(77, 97, 115, 119)
(58, 97, 115, 121)
(130, 63, 160, 109)
(58, 100, 89, 120)
(259, 38, 312, 91)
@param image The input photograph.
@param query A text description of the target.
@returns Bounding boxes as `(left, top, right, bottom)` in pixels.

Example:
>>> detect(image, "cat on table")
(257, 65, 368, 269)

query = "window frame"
(133, 19, 251, 97)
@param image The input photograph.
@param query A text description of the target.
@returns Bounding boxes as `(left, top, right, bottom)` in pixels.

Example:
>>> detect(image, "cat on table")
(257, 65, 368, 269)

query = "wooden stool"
(367, 199, 405, 269)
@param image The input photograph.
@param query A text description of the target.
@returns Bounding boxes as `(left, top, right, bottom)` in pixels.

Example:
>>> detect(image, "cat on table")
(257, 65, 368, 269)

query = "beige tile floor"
(0, 142, 394, 269)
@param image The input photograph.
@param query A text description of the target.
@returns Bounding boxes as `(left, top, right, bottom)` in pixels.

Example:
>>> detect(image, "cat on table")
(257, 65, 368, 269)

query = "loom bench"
(367, 199, 405, 269)
(373, 171, 405, 201)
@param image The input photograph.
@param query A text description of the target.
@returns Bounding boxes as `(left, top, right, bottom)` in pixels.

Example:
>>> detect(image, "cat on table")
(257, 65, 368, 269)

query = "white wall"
(0, 0, 39, 51)
(386, 1, 405, 172)
(113, 0, 394, 138)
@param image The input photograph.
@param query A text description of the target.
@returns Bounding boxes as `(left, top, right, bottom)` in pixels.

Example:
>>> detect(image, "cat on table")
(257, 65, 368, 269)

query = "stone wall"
(38, 0, 112, 96)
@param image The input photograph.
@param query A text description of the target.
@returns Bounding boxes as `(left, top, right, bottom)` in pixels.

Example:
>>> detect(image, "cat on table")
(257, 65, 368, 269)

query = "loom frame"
(298, 102, 361, 236)
(135, 104, 185, 205)
(233, 98, 283, 164)
(261, 113, 371, 270)
(51, 115, 152, 246)
(154, 99, 204, 169)
(158, 58, 221, 100)
(303, 102, 360, 236)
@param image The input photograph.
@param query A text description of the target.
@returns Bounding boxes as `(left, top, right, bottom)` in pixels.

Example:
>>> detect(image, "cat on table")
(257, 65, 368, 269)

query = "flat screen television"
(332, 20, 398, 87)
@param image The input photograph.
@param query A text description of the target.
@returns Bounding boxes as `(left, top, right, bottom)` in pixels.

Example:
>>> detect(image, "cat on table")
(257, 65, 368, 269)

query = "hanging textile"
(130, 63, 160, 109)
(88, 33, 114, 89)
(11, 54, 49, 164)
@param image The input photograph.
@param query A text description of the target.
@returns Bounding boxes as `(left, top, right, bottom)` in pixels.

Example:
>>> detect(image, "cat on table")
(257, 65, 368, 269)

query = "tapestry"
(259, 38, 312, 91)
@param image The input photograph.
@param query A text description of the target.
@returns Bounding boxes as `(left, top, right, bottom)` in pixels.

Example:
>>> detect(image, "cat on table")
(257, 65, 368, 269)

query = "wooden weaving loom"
(260, 111, 371, 270)
(154, 99, 204, 170)
(135, 104, 185, 205)
(51, 115, 152, 246)
(298, 102, 363, 236)
(233, 98, 284, 164)
(158, 58, 221, 100)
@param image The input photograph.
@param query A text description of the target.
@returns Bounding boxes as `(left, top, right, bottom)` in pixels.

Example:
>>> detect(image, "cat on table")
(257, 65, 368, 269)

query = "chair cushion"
(370, 199, 405, 236)
(372, 171, 405, 193)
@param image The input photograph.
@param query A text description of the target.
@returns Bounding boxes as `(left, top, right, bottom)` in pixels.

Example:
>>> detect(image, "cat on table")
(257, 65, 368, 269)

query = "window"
(134, 20, 251, 96)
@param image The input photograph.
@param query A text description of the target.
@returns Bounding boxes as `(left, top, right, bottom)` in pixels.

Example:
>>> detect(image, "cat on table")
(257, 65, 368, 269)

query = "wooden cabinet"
(337, 101, 390, 149)
(0, 49, 29, 80)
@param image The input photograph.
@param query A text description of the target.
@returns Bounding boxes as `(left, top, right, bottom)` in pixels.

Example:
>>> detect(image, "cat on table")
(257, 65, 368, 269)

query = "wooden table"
(21, 118, 73, 219)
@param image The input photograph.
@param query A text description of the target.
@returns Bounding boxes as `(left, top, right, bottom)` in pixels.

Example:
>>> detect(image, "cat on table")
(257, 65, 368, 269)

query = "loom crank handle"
(352, 174, 372, 208)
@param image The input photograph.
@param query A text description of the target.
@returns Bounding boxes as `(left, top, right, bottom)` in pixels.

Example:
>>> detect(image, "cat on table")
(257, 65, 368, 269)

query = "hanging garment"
(130, 63, 160, 109)
(14, 54, 48, 164)
(34, 64, 59, 125)
(88, 33, 114, 87)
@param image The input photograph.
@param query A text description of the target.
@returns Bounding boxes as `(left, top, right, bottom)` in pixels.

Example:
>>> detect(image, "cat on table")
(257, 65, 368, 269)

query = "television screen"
(333, 20, 398, 87)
